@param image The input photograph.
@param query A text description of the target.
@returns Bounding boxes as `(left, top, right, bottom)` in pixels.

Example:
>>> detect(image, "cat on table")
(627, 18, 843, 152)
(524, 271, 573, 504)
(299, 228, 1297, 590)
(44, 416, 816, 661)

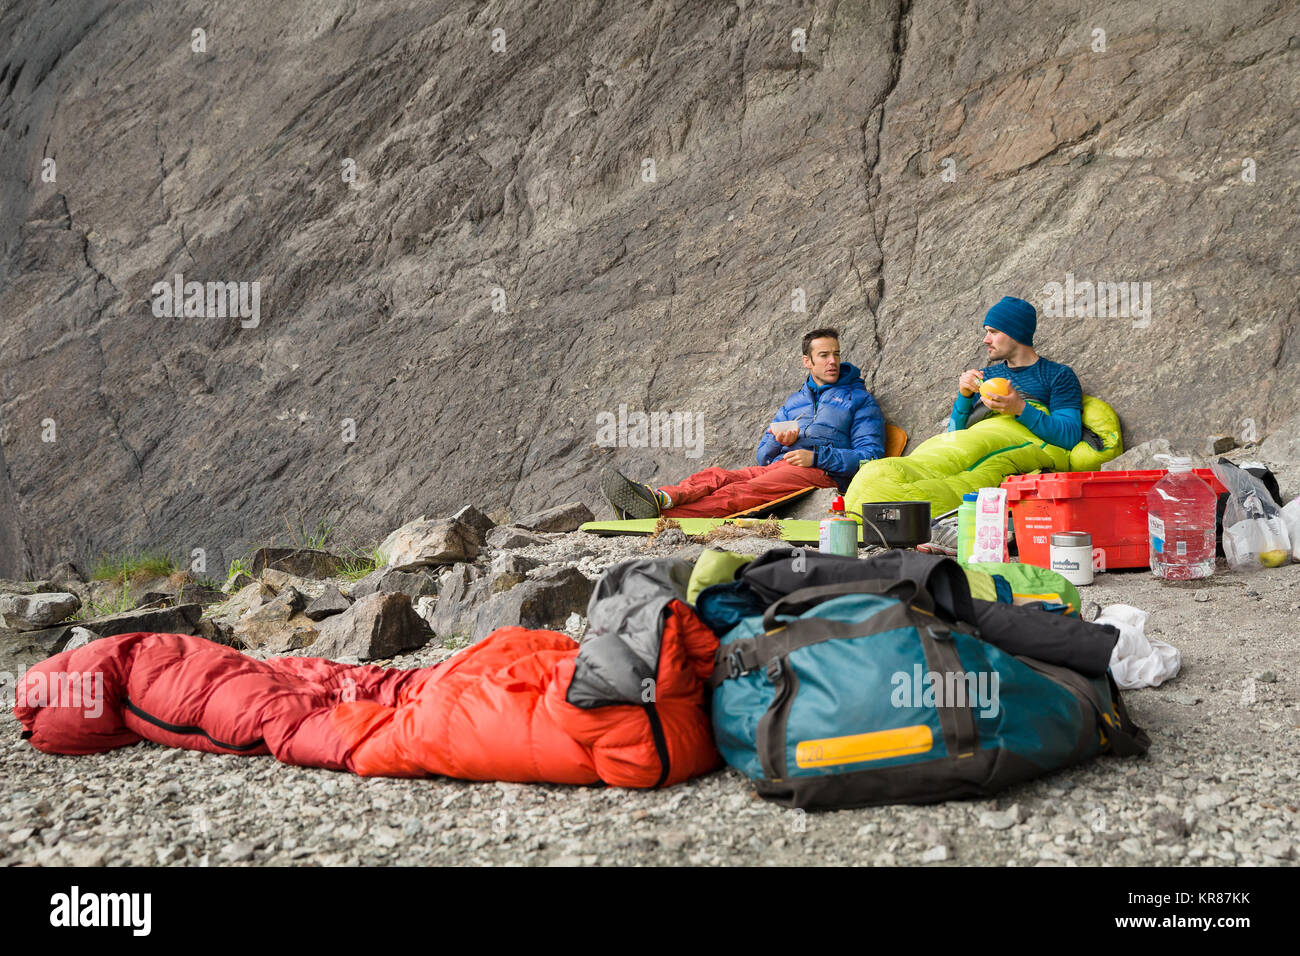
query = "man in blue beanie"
(948, 295, 1083, 449)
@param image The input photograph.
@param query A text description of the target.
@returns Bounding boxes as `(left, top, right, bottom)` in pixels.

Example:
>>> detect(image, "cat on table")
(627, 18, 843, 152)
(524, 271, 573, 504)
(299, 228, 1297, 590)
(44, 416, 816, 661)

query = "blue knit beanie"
(983, 296, 1037, 346)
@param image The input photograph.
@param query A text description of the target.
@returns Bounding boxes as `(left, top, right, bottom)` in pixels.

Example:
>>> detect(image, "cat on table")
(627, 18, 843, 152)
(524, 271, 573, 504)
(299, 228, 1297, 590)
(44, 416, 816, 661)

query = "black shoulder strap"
(760, 578, 928, 631)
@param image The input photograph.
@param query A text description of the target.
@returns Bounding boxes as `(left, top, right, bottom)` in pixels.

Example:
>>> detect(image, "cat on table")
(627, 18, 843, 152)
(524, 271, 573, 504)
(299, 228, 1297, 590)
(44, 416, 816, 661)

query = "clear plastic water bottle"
(1147, 455, 1217, 580)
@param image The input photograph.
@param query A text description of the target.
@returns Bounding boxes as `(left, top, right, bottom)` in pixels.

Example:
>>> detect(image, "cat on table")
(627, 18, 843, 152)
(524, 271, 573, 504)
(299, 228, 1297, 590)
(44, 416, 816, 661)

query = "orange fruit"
(979, 377, 1012, 400)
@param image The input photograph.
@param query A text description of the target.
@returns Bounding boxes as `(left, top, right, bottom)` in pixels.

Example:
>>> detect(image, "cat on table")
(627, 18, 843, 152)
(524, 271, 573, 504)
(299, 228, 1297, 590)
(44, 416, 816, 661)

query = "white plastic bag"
(1099, 604, 1181, 689)
(1210, 461, 1291, 571)
(1281, 498, 1300, 563)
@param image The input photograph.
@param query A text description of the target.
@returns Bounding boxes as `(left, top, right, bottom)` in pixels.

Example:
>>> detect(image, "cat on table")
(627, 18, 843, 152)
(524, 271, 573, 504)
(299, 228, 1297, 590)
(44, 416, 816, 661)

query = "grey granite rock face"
(0, 1, 1295, 578)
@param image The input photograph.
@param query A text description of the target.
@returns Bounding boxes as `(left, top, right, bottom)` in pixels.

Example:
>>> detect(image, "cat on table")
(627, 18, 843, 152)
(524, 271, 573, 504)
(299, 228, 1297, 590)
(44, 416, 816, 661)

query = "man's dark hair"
(802, 328, 840, 356)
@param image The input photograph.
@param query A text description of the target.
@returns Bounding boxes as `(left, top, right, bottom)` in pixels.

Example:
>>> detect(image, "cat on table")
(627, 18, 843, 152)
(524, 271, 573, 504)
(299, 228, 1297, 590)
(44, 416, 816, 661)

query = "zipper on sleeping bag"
(642, 703, 671, 788)
(123, 696, 265, 752)
(963, 441, 1032, 473)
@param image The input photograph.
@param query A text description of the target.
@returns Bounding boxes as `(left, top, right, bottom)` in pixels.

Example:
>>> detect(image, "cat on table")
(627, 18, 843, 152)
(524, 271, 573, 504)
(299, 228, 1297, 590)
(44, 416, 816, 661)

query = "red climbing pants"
(658, 461, 839, 518)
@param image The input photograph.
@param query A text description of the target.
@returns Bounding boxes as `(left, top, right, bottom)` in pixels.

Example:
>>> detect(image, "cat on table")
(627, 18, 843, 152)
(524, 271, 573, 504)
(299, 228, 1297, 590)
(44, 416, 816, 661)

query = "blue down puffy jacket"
(754, 362, 885, 490)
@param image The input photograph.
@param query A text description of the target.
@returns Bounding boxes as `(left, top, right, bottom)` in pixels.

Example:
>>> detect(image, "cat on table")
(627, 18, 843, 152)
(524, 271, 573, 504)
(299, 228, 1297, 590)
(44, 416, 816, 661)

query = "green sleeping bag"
(845, 395, 1122, 517)
(963, 562, 1083, 616)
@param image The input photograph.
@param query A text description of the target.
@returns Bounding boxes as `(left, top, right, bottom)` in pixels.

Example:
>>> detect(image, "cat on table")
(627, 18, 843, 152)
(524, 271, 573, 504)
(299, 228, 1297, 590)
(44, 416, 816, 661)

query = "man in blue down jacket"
(601, 328, 886, 518)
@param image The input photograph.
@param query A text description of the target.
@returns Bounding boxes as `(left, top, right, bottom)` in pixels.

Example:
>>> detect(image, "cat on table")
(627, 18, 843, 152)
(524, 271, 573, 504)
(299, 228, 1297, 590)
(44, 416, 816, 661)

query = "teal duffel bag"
(710, 578, 1148, 810)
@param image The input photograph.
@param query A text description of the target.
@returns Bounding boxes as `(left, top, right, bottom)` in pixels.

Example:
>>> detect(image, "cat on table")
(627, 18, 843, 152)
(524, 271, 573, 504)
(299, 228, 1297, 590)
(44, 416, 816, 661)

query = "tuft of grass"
(283, 508, 334, 551)
(338, 545, 384, 581)
(224, 557, 252, 588)
(442, 634, 471, 651)
(646, 516, 683, 544)
(694, 518, 784, 543)
(89, 550, 177, 585)
(71, 590, 137, 622)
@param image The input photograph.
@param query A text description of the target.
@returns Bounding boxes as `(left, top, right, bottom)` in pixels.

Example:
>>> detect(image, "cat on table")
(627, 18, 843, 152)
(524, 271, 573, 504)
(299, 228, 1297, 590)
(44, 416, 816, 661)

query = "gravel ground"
(3, 531, 1298, 867)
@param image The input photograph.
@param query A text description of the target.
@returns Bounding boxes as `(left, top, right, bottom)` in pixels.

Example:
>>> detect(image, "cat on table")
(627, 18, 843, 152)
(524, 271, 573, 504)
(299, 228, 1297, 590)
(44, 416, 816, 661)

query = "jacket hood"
(805, 361, 863, 393)
(566, 557, 694, 708)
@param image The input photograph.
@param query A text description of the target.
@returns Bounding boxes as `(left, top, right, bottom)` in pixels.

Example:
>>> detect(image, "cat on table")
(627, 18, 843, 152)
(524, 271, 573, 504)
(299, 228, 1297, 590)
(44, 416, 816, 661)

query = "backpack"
(709, 563, 1148, 810)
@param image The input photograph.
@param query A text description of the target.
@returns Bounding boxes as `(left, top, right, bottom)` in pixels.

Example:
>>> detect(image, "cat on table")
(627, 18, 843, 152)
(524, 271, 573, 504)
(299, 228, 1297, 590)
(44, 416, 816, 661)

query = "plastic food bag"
(1282, 497, 1300, 563)
(1211, 461, 1292, 570)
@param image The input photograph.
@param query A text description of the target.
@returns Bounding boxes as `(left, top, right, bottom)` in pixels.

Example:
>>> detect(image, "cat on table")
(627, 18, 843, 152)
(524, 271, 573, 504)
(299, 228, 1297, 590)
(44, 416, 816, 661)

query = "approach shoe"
(917, 508, 959, 556)
(600, 468, 662, 520)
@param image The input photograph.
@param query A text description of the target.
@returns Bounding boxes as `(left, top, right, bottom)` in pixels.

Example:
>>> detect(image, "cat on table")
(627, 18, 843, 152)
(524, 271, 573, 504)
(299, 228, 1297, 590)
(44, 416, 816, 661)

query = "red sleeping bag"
(14, 595, 722, 788)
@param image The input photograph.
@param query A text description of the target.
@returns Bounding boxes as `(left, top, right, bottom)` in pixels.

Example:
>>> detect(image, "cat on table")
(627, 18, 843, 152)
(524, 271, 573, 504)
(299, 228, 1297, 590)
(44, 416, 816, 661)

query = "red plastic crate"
(1001, 469, 1227, 571)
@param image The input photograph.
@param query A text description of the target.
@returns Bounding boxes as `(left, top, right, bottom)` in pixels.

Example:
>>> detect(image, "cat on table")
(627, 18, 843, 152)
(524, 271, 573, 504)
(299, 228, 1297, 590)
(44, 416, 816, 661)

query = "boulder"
(489, 552, 540, 590)
(222, 572, 255, 594)
(490, 570, 528, 594)
(485, 526, 550, 550)
(138, 582, 227, 608)
(0, 579, 60, 596)
(0, 624, 72, 675)
(378, 516, 481, 570)
(178, 582, 231, 605)
(195, 617, 236, 646)
(490, 552, 543, 576)
(346, 567, 439, 601)
(451, 504, 496, 538)
(304, 584, 352, 621)
(260, 567, 332, 601)
(80, 604, 204, 638)
(430, 564, 491, 640)
(231, 589, 317, 652)
(470, 566, 595, 643)
(511, 501, 595, 534)
(413, 595, 438, 628)
(259, 614, 321, 654)
(10, 603, 208, 661)
(309, 592, 433, 661)
(0, 592, 81, 630)
(208, 581, 276, 626)
(120, 573, 187, 606)
(250, 548, 346, 579)
(61, 627, 99, 653)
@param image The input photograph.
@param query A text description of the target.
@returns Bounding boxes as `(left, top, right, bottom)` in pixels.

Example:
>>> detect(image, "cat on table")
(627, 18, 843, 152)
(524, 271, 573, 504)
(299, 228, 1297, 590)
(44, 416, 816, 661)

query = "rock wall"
(1, 0, 1297, 577)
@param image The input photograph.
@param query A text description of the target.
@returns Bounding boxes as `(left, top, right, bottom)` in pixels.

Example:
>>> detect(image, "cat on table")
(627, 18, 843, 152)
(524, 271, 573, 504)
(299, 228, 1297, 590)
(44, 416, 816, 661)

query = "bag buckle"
(765, 658, 784, 682)
(726, 650, 747, 679)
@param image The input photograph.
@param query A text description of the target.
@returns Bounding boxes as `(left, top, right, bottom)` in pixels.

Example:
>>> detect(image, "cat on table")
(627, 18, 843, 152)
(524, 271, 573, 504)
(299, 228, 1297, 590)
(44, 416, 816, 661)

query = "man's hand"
(981, 386, 1026, 416)
(958, 369, 984, 397)
(782, 449, 815, 467)
(773, 428, 799, 446)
